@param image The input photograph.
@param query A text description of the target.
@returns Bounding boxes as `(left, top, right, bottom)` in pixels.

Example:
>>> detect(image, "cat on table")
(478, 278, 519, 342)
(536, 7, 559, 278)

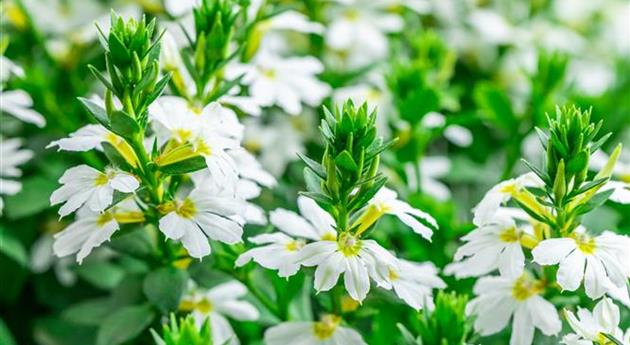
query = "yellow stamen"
(176, 198, 197, 219)
(285, 239, 305, 252)
(511, 275, 544, 301)
(312, 315, 341, 340)
(353, 203, 390, 236)
(571, 233, 597, 255)
(620, 174, 630, 183)
(498, 227, 519, 243)
(196, 298, 213, 314)
(113, 211, 145, 224)
(343, 9, 360, 21)
(388, 268, 400, 281)
(94, 173, 109, 186)
(341, 296, 360, 312)
(337, 233, 362, 257)
(520, 233, 539, 249)
(175, 129, 193, 143)
(261, 68, 276, 79)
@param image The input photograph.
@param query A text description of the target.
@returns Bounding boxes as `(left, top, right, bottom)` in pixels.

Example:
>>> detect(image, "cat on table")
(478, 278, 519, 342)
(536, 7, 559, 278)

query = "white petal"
(180, 226, 211, 259)
(532, 238, 576, 265)
(498, 243, 525, 278)
(264, 322, 316, 345)
(510, 304, 535, 345)
(557, 250, 586, 292)
(109, 172, 139, 193)
(313, 252, 345, 292)
(294, 241, 338, 266)
(343, 255, 370, 302)
(158, 212, 187, 240)
(584, 256, 608, 299)
(528, 296, 561, 335)
(270, 208, 320, 240)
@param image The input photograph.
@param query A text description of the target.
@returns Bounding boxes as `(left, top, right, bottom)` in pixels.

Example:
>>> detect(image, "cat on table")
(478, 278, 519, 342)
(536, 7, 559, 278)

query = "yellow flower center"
(511, 275, 544, 301)
(175, 129, 193, 143)
(312, 315, 341, 340)
(338, 233, 362, 257)
(176, 198, 197, 219)
(341, 296, 360, 312)
(343, 9, 360, 21)
(179, 298, 213, 314)
(94, 173, 110, 186)
(285, 239, 306, 252)
(620, 174, 630, 183)
(261, 68, 276, 79)
(499, 227, 519, 243)
(572, 233, 597, 255)
(388, 268, 400, 281)
(353, 202, 390, 236)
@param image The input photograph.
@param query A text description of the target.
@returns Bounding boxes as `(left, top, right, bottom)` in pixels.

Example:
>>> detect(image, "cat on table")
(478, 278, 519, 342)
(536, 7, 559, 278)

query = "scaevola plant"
(448, 105, 630, 345)
(237, 101, 443, 344)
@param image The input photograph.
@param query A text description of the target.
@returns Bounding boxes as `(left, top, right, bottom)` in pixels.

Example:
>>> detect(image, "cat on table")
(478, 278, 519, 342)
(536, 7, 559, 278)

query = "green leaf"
(96, 304, 155, 345)
(297, 153, 326, 179)
(143, 267, 189, 313)
(108, 33, 131, 66)
(110, 110, 140, 139)
(75, 261, 126, 290)
(4, 175, 58, 220)
(158, 156, 207, 175)
(108, 228, 156, 259)
(62, 298, 116, 326)
(566, 151, 588, 175)
(473, 83, 517, 133)
(0, 318, 17, 345)
(78, 97, 110, 128)
(335, 150, 358, 172)
(0, 227, 27, 267)
(303, 167, 323, 194)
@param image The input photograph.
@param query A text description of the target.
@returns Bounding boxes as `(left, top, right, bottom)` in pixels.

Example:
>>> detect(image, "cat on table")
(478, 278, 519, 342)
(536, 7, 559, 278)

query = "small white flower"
(386, 259, 446, 311)
(445, 214, 527, 279)
(0, 55, 25, 83)
(264, 315, 366, 345)
(52, 205, 141, 264)
(354, 187, 438, 241)
(227, 51, 330, 115)
(325, 0, 403, 68)
(0, 138, 33, 212)
(0, 89, 46, 127)
(181, 280, 259, 345)
(46, 124, 121, 152)
(30, 234, 77, 286)
(466, 274, 562, 345)
(151, 97, 242, 186)
(158, 184, 247, 259)
(50, 165, 139, 217)
(532, 230, 630, 299)
(562, 297, 629, 345)
(473, 172, 545, 226)
(236, 196, 337, 277)
(294, 232, 397, 302)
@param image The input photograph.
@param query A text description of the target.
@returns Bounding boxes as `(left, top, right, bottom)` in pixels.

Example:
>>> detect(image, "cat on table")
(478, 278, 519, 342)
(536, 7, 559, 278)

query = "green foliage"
(151, 314, 212, 345)
(414, 292, 472, 345)
(96, 304, 156, 345)
(301, 101, 391, 230)
(143, 267, 189, 313)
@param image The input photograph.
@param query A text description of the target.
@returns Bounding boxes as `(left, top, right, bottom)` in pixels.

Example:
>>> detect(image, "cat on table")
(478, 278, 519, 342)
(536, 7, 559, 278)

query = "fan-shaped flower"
(466, 274, 562, 345)
(264, 315, 366, 345)
(50, 165, 139, 217)
(562, 297, 629, 345)
(532, 230, 630, 299)
(386, 259, 446, 311)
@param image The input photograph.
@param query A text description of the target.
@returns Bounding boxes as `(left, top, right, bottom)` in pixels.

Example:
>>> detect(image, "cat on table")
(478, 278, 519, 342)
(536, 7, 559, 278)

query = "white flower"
(0, 138, 33, 213)
(404, 156, 452, 201)
(243, 112, 312, 176)
(50, 165, 139, 217)
(445, 214, 528, 279)
(52, 199, 143, 264)
(532, 230, 630, 299)
(0, 55, 25, 83)
(466, 274, 562, 345)
(562, 297, 629, 345)
(150, 97, 241, 186)
(354, 187, 438, 241)
(294, 232, 397, 302)
(158, 184, 247, 259)
(386, 259, 446, 311)
(47, 124, 111, 152)
(473, 172, 545, 226)
(235, 196, 337, 277)
(30, 234, 77, 286)
(0, 89, 46, 127)
(227, 51, 330, 115)
(325, 0, 403, 68)
(181, 280, 259, 345)
(264, 315, 366, 345)
(163, 0, 197, 17)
